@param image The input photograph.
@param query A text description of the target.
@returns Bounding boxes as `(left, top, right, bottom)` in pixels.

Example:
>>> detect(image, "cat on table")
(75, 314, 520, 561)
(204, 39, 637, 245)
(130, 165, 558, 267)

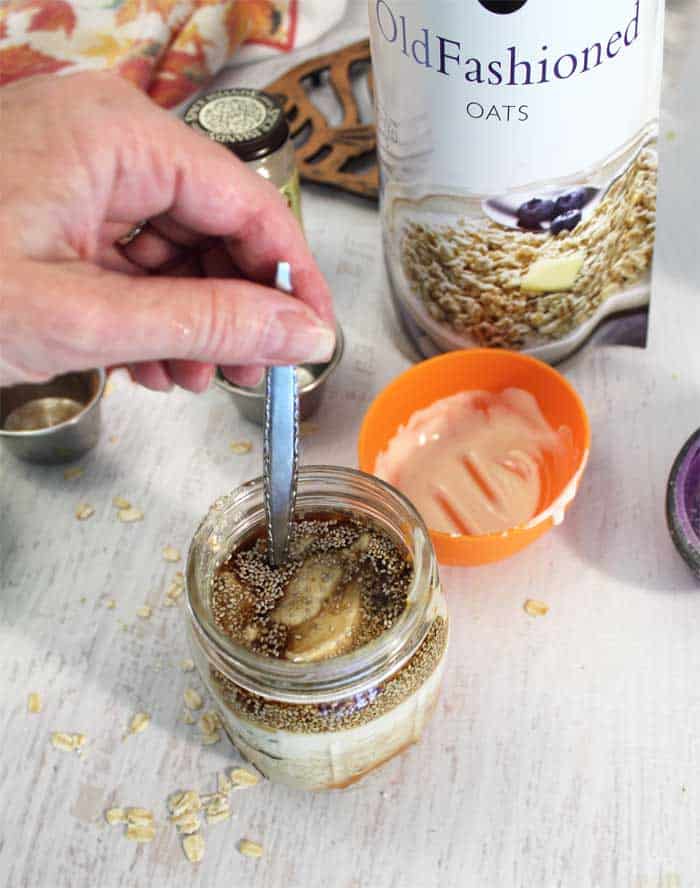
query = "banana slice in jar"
(285, 582, 362, 663)
(271, 559, 344, 627)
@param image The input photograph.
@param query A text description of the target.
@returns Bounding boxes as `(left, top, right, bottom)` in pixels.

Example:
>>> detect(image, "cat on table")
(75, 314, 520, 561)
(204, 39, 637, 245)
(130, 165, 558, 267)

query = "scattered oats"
(183, 833, 205, 864)
(524, 599, 549, 617)
(174, 813, 200, 835)
(27, 692, 42, 714)
(182, 710, 195, 725)
(204, 794, 228, 817)
(136, 606, 152, 619)
(126, 823, 156, 843)
(174, 571, 184, 583)
(230, 768, 260, 788)
(103, 379, 115, 398)
(300, 421, 319, 438)
(168, 791, 185, 813)
(200, 731, 221, 746)
(109, 435, 119, 444)
(128, 712, 150, 735)
(183, 688, 203, 711)
(105, 807, 126, 825)
(199, 712, 220, 735)
(206, 806, 230, 824)
(672, 372, 680, 381)
(126, 808, 154, 826)
(63, 467, 83, 481)
(50, 732, 84, 752)
(162, 545, 181, 563)
(180, 658, 195, 672)
(238, 839, 263, 858)
(217, 772, 232, 794)
(170, 790, 201, 818)
(113, 495, 131, 509)
(230, 440, 252, 455)
(165, 583, 183, 602)
(75, 502, 94, 521)
(118, 506, 144, 523)
(163, 597, 176, 608)
(105, 598, 116, 609)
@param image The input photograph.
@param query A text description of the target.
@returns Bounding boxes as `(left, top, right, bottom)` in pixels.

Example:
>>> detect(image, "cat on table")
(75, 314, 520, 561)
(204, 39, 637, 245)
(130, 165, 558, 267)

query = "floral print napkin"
(0, 0, 343, 107)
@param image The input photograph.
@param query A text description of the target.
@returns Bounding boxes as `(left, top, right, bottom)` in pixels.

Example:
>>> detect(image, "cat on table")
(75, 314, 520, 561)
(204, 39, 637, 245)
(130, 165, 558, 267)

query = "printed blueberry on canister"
(554, 188, 588, 216)
(516, 198, 556, 229)
(550, 209, 582, 235)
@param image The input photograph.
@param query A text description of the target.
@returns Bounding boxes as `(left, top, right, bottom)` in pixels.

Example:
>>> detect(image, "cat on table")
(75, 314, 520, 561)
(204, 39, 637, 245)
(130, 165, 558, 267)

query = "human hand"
(0, 72, 335, 392)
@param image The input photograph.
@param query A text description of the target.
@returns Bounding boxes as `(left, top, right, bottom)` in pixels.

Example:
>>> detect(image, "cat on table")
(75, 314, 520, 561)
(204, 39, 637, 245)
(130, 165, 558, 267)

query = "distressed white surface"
(1, 4, 699, 887)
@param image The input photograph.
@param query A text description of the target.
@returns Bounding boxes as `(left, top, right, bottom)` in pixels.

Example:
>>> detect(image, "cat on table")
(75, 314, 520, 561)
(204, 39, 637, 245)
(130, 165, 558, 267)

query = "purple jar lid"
(666, 428, 700, 579)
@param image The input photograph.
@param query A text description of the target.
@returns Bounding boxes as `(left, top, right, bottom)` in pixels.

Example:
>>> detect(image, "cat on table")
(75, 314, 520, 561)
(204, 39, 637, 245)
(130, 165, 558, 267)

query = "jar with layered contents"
(185, 467, 448, 790)
(185, 87, 302, 224)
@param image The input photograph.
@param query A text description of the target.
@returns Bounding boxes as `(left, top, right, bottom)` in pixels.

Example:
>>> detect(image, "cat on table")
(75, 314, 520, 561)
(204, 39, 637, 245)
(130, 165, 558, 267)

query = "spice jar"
(185, 87, 301, 224)
(185, 466, 448, 791)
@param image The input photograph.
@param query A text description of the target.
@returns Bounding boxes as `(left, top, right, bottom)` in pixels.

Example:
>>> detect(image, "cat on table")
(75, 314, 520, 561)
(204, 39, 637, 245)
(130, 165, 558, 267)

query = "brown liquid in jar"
(212, 513, 413, 663)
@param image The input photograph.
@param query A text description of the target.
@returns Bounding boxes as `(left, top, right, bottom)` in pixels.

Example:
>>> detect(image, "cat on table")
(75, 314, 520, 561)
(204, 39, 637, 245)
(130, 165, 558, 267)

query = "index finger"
(101, 86, 334, 326)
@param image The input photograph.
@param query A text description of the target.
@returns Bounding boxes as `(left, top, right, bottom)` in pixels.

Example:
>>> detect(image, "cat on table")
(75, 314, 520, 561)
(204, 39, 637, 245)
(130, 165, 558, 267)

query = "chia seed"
(212, 514, 413, 660)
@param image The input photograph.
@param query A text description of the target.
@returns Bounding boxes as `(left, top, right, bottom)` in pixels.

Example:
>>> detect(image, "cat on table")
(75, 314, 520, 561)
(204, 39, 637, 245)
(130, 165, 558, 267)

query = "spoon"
(264, 262, 300, 567)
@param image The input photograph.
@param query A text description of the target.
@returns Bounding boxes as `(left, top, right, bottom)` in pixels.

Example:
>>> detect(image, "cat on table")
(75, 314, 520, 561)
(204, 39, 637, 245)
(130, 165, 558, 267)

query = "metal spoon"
(264, 262, 300, 567)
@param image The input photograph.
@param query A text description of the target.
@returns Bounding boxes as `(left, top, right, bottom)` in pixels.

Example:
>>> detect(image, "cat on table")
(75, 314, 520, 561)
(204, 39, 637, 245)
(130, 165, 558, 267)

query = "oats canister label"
(369, 0, 664, 361)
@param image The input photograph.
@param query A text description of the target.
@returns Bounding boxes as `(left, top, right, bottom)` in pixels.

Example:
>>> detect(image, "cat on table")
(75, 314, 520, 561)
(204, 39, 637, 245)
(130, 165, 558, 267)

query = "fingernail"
(288, 323, 336, 364)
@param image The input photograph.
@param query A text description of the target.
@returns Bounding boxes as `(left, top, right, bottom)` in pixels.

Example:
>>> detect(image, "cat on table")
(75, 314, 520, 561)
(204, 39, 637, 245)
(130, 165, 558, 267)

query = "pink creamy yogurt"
(375, 388, 573, 536)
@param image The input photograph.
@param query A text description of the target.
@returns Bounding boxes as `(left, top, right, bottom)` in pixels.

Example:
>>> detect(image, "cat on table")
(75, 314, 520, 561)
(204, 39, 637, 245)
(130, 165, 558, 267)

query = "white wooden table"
(1, 5, 699, 887)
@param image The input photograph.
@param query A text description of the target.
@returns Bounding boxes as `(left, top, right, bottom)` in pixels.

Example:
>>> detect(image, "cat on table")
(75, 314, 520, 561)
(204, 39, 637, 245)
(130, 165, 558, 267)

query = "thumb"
(1, 260, 335, 385)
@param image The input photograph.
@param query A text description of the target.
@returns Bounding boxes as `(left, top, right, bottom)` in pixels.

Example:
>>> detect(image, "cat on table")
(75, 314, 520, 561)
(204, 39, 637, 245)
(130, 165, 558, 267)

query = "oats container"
(185, 466, 448, 791)
(369, 0, 665, 362)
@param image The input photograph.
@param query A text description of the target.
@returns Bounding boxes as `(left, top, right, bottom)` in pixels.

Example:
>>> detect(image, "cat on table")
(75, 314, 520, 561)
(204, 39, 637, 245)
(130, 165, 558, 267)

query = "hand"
(0, 72, 335, 392)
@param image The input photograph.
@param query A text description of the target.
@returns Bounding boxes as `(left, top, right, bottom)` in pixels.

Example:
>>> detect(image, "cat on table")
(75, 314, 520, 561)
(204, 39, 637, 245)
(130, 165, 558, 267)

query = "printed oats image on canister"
(369, 0, 665, 362)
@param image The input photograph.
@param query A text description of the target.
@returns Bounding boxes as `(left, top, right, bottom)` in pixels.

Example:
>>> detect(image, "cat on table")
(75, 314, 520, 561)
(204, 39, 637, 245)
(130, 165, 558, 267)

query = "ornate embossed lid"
(184, 88, 289, 162)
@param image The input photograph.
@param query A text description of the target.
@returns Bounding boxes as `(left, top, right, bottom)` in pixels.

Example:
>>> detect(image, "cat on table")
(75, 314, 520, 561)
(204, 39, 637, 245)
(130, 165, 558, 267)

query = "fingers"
(93, 87, 334, 326)
(122, 227, 184, 270)
(2, 259, 335, 385)
(221, 365, 265, 388)
(164, 360, 214, 393)
(129, 361, 173, 391)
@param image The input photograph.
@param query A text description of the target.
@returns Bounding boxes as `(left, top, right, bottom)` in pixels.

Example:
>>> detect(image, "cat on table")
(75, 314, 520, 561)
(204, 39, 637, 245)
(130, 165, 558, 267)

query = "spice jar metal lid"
(184, 88, 289, 162)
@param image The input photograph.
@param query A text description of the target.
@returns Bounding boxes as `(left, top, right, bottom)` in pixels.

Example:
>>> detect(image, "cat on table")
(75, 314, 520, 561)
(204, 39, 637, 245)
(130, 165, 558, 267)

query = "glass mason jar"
(185, 466, 448, 791)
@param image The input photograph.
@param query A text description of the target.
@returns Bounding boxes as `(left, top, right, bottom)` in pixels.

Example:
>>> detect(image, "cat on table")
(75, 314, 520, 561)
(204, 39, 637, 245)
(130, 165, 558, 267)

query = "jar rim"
(185, 466, 439, 703)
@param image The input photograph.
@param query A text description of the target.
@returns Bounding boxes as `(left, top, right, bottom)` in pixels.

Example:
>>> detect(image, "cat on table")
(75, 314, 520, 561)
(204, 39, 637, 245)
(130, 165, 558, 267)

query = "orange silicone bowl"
(358, 349, 591, 566)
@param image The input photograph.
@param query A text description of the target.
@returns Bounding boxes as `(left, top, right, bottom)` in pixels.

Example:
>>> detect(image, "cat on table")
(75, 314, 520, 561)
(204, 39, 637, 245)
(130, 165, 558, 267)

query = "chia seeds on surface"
(212, 515, 413, 660)
(210, 617, 448, 734)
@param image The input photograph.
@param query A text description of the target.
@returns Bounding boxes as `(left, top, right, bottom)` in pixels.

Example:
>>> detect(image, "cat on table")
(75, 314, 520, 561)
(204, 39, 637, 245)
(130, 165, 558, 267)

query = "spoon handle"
(264, 262, 299, 567)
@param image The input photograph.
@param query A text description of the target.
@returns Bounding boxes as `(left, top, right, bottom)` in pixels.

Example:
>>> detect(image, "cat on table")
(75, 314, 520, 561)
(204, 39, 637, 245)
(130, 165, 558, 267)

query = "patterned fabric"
(0, 0, 304, 108)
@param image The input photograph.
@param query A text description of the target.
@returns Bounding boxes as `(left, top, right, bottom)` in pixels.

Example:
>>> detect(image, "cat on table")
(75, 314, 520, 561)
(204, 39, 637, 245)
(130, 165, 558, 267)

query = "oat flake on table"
(162, 545, 181, 562)
(118, 506, 143, 523)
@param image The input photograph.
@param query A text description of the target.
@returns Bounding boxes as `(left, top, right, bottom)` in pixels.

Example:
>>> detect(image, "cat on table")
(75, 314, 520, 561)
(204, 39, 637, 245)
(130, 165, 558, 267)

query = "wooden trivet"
(265, 39, 378, 201)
